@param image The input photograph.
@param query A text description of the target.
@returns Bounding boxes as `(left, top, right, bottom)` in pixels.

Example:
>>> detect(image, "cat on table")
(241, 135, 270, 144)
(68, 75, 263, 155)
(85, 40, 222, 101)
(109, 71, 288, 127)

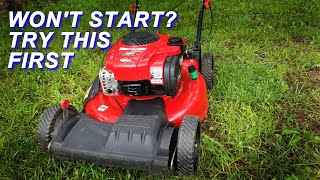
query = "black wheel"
(201, 52, 215, 90)
(176, 115, 201, 176)
(37, 104, 77, 153)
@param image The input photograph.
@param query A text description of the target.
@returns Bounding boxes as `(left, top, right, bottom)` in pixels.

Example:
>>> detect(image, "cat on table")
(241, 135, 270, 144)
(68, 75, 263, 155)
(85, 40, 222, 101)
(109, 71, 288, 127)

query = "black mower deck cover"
(40, 98, 177, 174)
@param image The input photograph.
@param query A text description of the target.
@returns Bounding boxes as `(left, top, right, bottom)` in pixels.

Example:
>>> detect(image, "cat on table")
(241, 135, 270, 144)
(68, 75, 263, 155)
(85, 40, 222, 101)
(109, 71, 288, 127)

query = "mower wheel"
(37, 104, 78, 153)
(201, 52, 214, 90)
(177, 115, 201, 176)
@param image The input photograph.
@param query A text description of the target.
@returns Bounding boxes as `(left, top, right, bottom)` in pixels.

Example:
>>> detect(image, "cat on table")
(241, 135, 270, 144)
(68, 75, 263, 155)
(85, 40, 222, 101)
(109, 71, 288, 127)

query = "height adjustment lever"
(61, 100, 70, 119)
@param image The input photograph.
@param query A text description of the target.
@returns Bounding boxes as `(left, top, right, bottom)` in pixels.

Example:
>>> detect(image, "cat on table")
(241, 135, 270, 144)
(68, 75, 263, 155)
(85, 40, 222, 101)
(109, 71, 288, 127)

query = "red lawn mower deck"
(37, 0, 214, 176)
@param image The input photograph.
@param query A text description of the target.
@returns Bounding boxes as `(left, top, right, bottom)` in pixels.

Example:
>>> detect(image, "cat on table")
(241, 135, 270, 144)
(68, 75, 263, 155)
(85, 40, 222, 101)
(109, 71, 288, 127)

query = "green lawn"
(0, 0, 320, 179)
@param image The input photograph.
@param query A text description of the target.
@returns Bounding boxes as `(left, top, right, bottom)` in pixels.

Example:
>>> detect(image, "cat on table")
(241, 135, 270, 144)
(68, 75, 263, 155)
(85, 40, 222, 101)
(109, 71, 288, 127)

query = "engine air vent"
(122, 32, 159, 45)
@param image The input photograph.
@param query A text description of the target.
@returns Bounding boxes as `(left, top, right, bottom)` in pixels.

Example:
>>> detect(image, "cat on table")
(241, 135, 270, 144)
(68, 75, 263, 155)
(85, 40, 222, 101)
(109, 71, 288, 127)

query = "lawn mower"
(37, 0, 214, 175)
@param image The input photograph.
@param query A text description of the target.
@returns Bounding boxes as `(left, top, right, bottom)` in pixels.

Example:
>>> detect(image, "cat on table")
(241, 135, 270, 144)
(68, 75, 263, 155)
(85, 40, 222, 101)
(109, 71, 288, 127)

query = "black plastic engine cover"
(122, 32, 160, 45)
(49, 98, 175, 174)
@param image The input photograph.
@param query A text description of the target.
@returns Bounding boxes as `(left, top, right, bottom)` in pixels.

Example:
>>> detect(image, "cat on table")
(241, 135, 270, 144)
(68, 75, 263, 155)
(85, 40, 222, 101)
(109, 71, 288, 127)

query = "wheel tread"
(201, 52, 214, 90)
(37, 104, 77, 153)
(177, 115, 200, 176)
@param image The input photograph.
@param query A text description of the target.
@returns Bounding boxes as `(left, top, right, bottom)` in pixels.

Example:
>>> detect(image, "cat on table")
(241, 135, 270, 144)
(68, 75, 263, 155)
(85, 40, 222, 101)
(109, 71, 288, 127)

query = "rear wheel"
(176, 115, 201, 176)
(37, 104, 77, 153)
(201, 52, 215, 90)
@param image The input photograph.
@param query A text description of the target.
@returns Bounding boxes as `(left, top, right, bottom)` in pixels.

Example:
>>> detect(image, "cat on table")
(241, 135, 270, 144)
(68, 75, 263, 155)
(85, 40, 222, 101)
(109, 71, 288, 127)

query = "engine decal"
(119, 58, 132, 63)
(97, 105, 108, 112)
(118, 47, 146, 56)
(119, 47, 146, 51)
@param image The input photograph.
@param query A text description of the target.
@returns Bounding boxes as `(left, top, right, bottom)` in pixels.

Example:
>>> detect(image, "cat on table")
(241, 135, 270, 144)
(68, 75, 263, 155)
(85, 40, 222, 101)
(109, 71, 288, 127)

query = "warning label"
(150, 67, 163, 84)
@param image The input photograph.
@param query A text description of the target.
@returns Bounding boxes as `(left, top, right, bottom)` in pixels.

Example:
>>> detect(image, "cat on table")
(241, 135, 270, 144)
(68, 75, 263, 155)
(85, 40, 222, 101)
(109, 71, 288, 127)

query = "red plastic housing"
(85, 33, 208, 127)
(105, 34, 184, 84)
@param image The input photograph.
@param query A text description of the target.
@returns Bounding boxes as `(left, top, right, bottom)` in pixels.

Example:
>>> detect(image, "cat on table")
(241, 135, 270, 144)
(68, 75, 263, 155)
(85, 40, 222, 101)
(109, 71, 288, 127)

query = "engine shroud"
(105, 32, 183, 84)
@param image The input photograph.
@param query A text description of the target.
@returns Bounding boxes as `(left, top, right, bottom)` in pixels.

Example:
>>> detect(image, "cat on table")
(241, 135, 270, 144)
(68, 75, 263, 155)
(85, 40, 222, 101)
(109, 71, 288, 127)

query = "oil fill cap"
(168, 37, 183, 46)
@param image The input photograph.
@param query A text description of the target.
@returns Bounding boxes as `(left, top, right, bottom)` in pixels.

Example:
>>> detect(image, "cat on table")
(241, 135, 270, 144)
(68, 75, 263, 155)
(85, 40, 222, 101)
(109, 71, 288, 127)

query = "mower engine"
(100, 32, 184, 97)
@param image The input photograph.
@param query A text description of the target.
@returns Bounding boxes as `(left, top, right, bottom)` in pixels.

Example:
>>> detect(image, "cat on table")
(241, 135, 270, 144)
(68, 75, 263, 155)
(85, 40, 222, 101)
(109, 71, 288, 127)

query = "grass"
(0, 0, 320, 179)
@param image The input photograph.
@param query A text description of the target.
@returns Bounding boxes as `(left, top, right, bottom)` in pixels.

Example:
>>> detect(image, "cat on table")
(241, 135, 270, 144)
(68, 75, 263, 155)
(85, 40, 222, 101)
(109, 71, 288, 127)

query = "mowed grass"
(0, 0, 319, 179)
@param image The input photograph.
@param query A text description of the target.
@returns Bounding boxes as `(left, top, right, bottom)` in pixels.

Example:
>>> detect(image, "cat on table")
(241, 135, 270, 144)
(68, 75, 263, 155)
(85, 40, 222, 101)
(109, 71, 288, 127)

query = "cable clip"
(204, 0, 210, 9)
(130, 4, 136, 14)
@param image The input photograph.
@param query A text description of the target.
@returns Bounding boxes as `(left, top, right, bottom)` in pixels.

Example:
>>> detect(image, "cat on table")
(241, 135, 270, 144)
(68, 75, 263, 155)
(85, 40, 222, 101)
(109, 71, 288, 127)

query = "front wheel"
(37, 104, 77, 153)
(176, 115, 201, 176)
